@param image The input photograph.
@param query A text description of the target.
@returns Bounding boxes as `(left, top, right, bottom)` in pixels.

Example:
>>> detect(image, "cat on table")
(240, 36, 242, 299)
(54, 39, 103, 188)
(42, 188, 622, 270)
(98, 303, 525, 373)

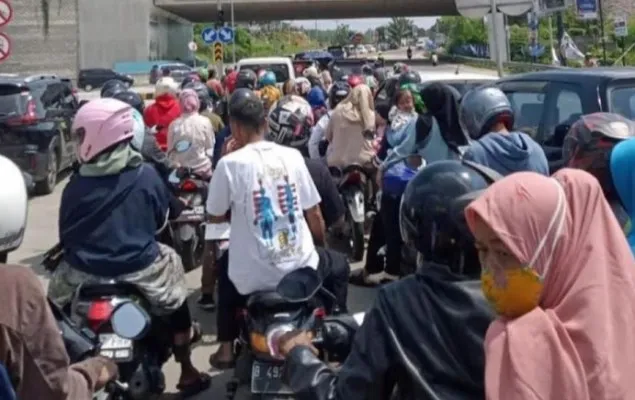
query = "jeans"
(216, 247, 350, 342)
(381, 193, 403, 276)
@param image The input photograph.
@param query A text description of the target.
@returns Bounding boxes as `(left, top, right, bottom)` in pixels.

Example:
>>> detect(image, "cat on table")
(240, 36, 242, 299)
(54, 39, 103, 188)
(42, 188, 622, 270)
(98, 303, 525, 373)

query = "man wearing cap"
(205, 88, 350, 369)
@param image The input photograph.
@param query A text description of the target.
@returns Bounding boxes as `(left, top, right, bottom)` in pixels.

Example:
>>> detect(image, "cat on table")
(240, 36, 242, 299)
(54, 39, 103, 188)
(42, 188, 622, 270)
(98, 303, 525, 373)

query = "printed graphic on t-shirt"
(248, 158, 304, 264)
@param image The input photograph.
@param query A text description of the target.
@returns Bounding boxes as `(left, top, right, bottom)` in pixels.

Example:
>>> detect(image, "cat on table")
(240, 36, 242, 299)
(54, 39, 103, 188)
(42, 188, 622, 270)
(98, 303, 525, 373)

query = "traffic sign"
(214, 42, 223, 63)
(0, 33, 11, 63)
(202, 27, 218, 44)
(0, 0, 13, 28)
(614, 17, 628, 37)
(188, 41, 198, 52)
(219, 26, 234, 44)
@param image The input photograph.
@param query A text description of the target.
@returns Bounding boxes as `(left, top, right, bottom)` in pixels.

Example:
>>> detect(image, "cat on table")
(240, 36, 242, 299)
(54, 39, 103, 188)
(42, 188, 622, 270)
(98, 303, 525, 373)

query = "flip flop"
(209, 351, 236, 370)
(176, 373, 212, 398)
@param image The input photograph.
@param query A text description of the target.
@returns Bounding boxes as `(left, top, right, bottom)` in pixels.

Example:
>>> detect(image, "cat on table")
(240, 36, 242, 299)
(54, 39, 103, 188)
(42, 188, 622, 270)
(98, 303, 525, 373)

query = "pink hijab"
(465, 169, 635, 400)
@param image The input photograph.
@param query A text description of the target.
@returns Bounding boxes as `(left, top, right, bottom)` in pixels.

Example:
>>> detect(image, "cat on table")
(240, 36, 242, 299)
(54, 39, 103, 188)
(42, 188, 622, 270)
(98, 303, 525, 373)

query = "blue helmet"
(259, 71, 277, 87)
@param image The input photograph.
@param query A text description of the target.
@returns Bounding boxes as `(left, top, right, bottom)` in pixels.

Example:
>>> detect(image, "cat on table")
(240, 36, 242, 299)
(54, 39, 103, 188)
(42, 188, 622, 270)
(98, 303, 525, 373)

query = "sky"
(289, 17, 438, 31)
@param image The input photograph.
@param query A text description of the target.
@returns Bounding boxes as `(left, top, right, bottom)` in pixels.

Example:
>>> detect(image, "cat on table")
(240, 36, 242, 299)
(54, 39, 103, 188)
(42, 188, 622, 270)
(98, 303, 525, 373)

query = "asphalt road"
(11, 62, 497, 398)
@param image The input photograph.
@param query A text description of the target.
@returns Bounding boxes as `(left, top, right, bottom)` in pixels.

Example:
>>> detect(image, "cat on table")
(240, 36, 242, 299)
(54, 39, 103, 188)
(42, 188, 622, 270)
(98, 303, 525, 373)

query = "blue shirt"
(59, 163, 169, 277)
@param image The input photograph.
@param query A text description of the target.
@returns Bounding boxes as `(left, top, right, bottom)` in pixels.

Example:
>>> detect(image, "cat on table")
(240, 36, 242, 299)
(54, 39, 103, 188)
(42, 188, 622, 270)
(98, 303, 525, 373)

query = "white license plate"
(181, 206, 204, 216)
(99, 333, 132, 350)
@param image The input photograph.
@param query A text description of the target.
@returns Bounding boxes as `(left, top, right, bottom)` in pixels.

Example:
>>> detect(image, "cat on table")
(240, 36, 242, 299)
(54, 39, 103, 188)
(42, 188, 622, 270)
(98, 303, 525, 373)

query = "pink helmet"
(72, 98, 135, 162)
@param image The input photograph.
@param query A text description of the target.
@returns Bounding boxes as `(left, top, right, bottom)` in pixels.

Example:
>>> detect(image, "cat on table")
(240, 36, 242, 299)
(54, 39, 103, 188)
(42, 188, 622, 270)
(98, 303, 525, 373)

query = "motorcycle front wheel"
(349, 218, 365, 262)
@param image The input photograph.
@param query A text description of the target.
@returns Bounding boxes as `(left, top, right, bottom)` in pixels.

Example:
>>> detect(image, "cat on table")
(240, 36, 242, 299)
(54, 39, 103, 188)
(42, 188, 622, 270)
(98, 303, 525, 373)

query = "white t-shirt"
(308, 111, 333, 160)
(206, 141, 321, 295)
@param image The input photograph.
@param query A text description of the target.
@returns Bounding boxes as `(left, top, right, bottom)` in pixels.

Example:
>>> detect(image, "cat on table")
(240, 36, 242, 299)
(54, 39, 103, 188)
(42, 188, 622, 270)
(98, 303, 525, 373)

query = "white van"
(236, 57, 295, 88)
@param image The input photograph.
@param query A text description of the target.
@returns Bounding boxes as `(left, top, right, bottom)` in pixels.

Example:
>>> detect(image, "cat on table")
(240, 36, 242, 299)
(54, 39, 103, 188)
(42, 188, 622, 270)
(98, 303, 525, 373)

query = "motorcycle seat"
(246, 291, 290, 309)
(77, 281, 144, 299)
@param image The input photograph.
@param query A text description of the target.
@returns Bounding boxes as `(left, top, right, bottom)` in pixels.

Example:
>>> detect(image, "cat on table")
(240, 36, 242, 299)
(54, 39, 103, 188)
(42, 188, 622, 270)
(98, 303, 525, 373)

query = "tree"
(332, 24, 352, 46)
(386, 17, 416, 45)
(438, 16, 487, 48)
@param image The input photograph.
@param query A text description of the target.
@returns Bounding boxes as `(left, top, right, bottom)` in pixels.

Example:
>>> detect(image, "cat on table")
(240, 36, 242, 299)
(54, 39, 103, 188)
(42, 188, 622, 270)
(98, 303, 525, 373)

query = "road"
(10, 62, 494, 399)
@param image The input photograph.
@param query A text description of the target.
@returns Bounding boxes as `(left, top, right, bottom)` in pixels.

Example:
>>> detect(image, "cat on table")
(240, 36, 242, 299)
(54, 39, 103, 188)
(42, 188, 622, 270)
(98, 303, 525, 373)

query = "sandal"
(209, 351, 236, 370)
(176, 373, 212, 398)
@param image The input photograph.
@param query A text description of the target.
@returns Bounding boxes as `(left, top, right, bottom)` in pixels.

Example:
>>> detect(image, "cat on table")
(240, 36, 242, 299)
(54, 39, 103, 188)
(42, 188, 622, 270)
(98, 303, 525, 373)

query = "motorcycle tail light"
(343, 171, 362, 186)
(313, 307, 326, 319)
(265, 324, 296, 360)
(87, 300, 114, 331)
(180, 179, 197, 192)
(250, 332, 269, 355)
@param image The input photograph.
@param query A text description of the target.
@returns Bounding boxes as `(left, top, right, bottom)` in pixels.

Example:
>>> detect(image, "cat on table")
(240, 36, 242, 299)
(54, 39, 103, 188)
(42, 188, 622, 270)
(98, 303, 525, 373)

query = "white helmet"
(0, 155, 28, 254)
(155, 77, 179, 97)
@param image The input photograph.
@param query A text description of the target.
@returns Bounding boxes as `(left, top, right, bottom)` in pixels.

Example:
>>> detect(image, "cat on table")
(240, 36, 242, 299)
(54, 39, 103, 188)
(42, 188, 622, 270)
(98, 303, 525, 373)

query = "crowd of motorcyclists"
(1, 56, 635, 400)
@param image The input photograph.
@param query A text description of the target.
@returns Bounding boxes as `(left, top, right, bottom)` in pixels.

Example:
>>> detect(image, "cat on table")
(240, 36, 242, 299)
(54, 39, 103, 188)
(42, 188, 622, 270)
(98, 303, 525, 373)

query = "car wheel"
(34, 141, 59, 195)
(83, 84, 93, 92)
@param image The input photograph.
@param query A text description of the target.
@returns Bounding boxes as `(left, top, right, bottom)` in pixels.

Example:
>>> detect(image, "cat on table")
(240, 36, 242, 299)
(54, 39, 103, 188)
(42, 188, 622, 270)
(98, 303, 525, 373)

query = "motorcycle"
(431, 53, 438, 66)
(226, 267, 364, 399)
(329, 164, 372, 262)
(165, 140, 210, 272)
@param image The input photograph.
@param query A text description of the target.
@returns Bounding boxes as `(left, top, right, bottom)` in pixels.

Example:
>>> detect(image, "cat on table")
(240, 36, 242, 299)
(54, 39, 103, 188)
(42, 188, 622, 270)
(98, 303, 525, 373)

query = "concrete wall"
(150, 12, 192, 61)
(0, 0, 79, 78)
(77, 0, 151, 69)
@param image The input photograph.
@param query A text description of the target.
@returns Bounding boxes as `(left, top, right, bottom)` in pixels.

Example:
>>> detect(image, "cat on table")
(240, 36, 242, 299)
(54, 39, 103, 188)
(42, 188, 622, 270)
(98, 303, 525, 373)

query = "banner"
(560, 31, 585, 61)
(575, 0, 599, 19)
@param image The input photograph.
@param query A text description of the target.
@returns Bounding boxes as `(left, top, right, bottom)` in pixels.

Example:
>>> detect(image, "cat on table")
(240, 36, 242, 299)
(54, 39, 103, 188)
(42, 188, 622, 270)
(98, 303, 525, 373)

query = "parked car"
(493, 68, 635, 171)
(77, 68, 133, 92)
(0, 74, 80, 194)
(329, 58, 372, 81)
(149, 63, 193, 84)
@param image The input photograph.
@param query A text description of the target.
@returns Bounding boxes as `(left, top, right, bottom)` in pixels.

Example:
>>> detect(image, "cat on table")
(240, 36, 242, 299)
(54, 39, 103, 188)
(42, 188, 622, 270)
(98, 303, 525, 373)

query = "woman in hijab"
(167, 89, 215, 178)
(610, 137, 635, 253)
(421, 82, 469, 149)
(466, 168, 635, 400)
(324, 83, 376, 168)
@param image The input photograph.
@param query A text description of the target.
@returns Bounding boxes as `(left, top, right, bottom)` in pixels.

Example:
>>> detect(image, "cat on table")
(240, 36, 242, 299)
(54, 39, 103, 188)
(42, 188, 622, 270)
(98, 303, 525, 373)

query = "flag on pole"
(560, 31, 585, 61)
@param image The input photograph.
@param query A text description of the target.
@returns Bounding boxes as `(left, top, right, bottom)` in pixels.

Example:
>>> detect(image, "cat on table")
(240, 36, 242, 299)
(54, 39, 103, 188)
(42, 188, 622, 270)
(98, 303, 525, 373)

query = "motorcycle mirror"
(174, 139, 192, 153)
(276, 267, 323, 303)
(110, 302, 150, 340)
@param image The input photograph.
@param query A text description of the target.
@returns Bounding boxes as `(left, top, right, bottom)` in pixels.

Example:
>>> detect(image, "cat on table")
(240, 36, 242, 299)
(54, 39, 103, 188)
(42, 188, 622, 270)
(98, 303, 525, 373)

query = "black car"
(78, 68, 133, 92)
(0, 74, 80, 195)
(493, 68, 635, 171)
(329, 58, 371, 81)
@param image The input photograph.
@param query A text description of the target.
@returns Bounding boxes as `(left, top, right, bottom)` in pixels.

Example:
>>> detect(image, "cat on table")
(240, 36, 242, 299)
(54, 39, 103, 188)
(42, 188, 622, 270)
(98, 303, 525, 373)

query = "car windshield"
(610, 86, 635, 120)
(239, 64, 289, 83)
(0, 85, 27, 117)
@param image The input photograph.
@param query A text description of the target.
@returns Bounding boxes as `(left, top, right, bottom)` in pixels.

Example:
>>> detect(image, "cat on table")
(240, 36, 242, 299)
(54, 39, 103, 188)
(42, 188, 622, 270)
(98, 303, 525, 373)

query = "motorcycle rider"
(406, 46, 413, 60)
(362, 64, 377, 93)
(47, 98, 211, 396)
(268, 95, 346, 234)
(0, 154, 120, 399)
(278, 160, 497, 399)
(206, 88, 350, 369)
(393, 62, 408, 75)
(100, 79, 128, 98)
(460, 86, 549, 176)
(183, 80, 226, 138)
(295, 77, 312, 99)
(167, 88, 215, 178)
(308, 86, 329, 122)
(258, 70, 282, 111)
(308, 81, 351, 160)
(143, 76, 182, 151)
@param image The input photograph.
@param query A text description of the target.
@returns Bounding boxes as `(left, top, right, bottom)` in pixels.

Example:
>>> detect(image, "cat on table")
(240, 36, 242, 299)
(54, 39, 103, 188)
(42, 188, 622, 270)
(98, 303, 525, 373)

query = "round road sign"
(0, 33, 11, 62)
(0, 0, 13, 28)
(188, 41, 198, 52)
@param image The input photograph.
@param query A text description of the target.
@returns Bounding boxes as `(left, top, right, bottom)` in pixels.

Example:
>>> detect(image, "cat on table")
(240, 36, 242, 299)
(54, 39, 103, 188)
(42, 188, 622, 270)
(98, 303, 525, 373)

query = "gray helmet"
(459, 87, 514, 139)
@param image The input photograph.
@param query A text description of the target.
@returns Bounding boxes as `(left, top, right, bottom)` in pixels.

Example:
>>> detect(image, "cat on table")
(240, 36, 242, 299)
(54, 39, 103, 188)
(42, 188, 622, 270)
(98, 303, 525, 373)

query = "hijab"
(610, 137, 635, 252)
(179, 89, 200, 114)
(337, 84, 375, 133)
(421, 83, 468, 147)
(465, 169, 635, 400)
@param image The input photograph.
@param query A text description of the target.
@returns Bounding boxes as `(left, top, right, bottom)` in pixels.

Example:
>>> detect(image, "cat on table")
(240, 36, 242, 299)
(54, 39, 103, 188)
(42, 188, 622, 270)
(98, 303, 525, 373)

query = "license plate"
(250, 360, 293, 394)
(99, 334, 133, 361)
(181, 205, 204, 216)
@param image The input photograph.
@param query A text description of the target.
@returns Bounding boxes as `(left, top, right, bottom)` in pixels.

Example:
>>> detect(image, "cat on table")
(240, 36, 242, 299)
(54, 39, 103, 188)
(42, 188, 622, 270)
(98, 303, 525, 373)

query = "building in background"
(0, 0, 192, 81)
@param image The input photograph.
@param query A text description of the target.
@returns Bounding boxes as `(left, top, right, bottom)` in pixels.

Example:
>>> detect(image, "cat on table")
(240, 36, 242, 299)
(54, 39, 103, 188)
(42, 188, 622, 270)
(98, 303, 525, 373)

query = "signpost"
(202, 27, 218, 44)
(575, 0, 599, 19)
(0, 33, 11, 63)
(214, 42, 223, 63)
(0, 0, 13, 28)
(219, 26, 234, 44)
(614, 17, 628, 37)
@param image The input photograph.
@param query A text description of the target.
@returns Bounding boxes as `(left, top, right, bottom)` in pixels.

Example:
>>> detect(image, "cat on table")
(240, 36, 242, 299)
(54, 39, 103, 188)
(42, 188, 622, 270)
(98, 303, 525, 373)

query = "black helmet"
(100, 79, 128, 98)
(361, 64, 373, 75)
(183, 81, 211, 112)
(328, 81, 350, 109)
(398, 71, 421, 86)
(563, 112, 635, 199)
(400, 160, 502, 277)
(236, 69, 258, 90)
(112, 90, 145, 114)
(180, 75, 201, 89)
(229, 88, 265, 127)
(267, 95, 313, 153)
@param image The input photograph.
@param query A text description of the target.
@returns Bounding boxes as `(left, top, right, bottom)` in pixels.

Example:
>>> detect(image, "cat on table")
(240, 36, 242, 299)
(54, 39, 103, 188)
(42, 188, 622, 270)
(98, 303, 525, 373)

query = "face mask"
(480, 178, 567, 319)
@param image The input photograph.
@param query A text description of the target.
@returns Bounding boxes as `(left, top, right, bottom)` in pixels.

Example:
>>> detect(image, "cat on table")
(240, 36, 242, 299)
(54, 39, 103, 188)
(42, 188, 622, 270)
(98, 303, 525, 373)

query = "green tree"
(386, 17, 416, 45)
(438, 16, 487, 48)
(332, 24, 352, 46)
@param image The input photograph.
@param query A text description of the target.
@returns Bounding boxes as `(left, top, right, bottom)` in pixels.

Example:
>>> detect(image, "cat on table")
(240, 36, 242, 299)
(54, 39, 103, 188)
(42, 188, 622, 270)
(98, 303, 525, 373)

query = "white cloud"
(289, 17, 438, 31)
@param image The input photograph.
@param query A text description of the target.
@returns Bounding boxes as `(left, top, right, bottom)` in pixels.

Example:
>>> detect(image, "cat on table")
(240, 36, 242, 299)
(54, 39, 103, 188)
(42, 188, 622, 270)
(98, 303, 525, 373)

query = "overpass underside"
(154, 0, 459, 22)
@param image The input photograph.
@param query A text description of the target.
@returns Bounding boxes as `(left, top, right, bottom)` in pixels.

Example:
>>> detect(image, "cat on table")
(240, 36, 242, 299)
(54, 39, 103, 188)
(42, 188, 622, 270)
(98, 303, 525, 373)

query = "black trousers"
(365, 194, 402, 276)
(216, 247, 350, 342)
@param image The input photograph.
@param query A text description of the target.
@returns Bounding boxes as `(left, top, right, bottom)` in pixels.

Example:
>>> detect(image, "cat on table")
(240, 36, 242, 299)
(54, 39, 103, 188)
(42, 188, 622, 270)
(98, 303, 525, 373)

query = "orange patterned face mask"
(481, 267, 543, 319)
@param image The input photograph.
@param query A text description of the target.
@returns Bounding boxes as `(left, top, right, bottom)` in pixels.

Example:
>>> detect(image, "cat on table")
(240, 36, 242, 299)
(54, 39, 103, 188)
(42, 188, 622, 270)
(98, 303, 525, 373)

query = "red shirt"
(143, 94, 181, 151)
